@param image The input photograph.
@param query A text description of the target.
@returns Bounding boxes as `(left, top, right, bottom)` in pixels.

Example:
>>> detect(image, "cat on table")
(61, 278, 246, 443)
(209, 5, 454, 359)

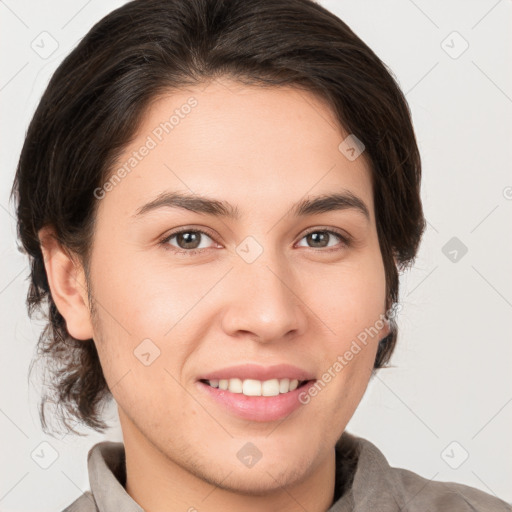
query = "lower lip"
(196, 380, 316, 422)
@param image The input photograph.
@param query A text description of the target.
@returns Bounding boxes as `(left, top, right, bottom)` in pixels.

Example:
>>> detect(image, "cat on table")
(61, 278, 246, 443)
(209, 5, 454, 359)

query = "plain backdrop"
(1, 0, 511, 510)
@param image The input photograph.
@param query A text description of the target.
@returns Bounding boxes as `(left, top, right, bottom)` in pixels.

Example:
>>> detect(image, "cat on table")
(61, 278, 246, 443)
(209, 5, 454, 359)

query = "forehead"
(98, 78, 374, 222)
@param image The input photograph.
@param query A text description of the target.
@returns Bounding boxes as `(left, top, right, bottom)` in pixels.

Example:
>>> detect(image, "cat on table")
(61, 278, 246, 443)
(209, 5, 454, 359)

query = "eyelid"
(300, 226, 351, 243)
(160, 225, 351, 255)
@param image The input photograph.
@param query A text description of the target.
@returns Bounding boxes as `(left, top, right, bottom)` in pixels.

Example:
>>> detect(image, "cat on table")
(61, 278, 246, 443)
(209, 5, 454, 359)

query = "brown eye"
(305, 231, 330, 248)
(161, 229, 216, 255)
(297, 229, 350, 250)
(175, 231, 203, 250)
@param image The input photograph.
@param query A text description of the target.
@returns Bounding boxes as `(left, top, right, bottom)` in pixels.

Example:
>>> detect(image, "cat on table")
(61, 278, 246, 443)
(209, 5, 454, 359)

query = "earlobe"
(38, 226, 94, 341)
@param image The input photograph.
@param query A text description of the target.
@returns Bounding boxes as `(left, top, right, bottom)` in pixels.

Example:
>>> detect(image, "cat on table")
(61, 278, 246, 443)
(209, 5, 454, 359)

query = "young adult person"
(11, 0, 511, 510)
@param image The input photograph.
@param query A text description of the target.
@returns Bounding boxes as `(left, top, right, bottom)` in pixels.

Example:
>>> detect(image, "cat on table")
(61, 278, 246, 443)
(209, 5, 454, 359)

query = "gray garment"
(62, 431, 511, 511)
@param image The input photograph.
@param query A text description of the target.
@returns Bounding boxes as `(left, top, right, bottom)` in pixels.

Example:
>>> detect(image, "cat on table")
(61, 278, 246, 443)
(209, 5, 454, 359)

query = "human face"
(86, 77, 389, 499)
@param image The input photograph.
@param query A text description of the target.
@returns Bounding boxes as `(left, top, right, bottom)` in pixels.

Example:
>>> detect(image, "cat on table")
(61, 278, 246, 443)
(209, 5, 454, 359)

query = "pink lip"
(196, 379, 316, 422)
(197, 363, 316, 382)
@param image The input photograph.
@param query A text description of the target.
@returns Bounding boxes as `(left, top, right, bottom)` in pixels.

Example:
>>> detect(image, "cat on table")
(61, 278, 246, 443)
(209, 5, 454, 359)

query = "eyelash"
(159, 226, 351, 257)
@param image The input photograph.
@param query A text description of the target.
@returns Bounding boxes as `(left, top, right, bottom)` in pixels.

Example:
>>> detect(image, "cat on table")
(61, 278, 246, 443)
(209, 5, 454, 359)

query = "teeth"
(206, 378, 303, 396)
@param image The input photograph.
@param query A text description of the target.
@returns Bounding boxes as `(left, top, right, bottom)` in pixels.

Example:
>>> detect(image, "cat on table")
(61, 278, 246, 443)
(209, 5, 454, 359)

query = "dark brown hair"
(11, 0, 426, 435)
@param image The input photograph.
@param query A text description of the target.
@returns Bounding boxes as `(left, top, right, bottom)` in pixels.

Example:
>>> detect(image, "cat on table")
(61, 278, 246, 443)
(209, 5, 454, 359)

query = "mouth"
(196, 378, 317, 422)
(199, 377, 313, 397)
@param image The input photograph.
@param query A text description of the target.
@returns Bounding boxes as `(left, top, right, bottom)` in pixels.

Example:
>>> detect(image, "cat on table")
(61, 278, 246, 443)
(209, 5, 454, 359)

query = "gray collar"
(87, 440, 144, 511)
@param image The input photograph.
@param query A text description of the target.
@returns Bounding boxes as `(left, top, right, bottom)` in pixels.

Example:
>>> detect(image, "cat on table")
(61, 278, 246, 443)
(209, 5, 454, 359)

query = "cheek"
(302, 252, 386, 409)
(91, 243, 201, 336)
(308, 252, 387, 343)
(87, 246, 219, 406)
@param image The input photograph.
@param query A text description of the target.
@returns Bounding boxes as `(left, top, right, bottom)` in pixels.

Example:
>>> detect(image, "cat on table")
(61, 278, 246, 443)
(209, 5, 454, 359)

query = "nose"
(220, 249, 308, 344)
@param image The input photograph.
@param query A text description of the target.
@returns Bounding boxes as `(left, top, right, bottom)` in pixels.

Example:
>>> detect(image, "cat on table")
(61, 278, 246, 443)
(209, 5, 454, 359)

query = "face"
(83, 78, 389, 493)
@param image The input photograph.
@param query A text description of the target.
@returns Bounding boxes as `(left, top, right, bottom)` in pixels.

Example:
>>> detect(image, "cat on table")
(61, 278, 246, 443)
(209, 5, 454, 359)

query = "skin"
(40, 77, 390, 512)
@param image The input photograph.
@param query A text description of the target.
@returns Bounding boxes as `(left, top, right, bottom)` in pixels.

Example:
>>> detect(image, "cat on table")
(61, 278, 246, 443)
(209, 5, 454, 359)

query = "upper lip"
(197, 363, 316, 382)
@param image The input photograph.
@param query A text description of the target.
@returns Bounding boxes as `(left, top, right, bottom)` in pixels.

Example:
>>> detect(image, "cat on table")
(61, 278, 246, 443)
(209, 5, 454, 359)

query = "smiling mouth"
(199, 378, 312, 397)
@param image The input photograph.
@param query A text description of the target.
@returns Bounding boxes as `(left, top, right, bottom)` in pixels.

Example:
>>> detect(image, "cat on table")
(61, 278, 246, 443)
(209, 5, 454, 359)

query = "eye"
(160, 228, 217, 256)
(296, 228, 350, 251)
(160, 227, 351, 257)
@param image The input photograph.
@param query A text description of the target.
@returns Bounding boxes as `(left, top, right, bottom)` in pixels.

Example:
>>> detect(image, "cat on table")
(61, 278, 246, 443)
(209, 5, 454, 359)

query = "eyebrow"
(132, 190, 370, 221)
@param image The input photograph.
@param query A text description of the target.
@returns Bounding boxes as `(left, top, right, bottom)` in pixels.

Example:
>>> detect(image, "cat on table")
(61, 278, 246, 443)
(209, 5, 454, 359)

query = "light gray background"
(1, 0, 511, 510)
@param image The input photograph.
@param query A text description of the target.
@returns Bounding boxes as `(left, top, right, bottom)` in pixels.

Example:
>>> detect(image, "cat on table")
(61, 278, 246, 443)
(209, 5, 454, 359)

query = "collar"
(87, 440, 144, 511)
(328, 431, 407, 511)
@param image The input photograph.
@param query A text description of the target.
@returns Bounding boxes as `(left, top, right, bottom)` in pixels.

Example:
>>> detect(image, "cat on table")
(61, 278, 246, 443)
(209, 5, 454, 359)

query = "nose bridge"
(221, 237, 306, 342)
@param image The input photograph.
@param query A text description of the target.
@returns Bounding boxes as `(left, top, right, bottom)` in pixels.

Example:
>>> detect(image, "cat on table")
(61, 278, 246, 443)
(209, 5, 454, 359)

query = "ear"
(381, 316, 392, 339)
(38, 226, 94, 341)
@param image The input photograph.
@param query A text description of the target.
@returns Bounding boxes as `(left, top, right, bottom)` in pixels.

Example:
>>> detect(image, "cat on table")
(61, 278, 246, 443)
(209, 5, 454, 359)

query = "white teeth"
(205, 377, 303, 396)
(228, 378, 243, 393)
(243, 379, 262, 396)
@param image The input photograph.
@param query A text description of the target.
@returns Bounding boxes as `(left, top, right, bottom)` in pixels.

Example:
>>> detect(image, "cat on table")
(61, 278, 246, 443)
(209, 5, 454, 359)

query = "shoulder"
(335, 432, 512, 511)
(61, 490, 97, 512)
(391, 466, 512, 511)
